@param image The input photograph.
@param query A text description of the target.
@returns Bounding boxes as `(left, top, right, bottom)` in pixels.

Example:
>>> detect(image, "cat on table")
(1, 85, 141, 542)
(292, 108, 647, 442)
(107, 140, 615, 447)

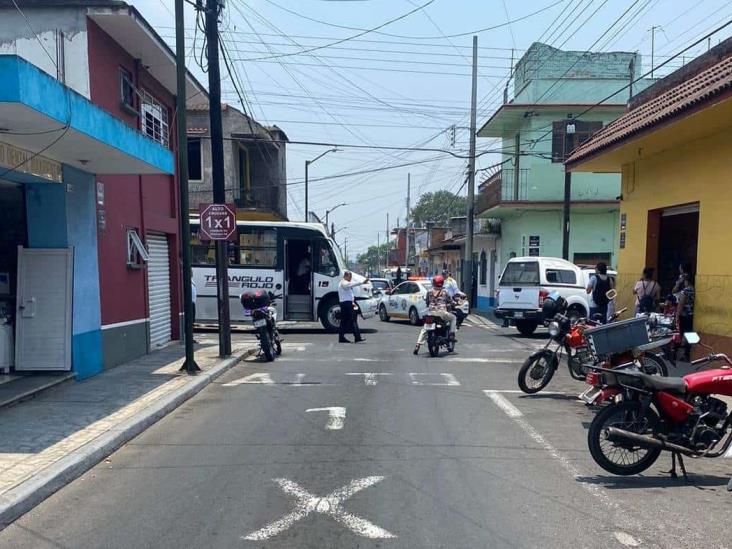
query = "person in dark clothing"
(586, 262, 613, 324)
(676, 272, 695, 361)
(395, 266, 403, 286)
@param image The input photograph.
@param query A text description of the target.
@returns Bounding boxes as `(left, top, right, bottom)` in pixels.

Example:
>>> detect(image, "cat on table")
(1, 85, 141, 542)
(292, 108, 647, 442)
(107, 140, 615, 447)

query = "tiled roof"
(566, 55, 732, 166)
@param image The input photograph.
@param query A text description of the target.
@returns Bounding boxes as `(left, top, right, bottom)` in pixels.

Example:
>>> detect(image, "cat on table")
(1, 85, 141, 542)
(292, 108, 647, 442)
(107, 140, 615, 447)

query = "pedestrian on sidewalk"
(338, 271, 368, 343)
(586, 262, 613, 323)
(633, 267, 661, 314)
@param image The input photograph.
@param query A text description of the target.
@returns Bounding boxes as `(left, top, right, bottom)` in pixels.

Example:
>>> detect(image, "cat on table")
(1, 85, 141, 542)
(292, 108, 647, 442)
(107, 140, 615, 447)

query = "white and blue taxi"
(377, 279, 433, 326)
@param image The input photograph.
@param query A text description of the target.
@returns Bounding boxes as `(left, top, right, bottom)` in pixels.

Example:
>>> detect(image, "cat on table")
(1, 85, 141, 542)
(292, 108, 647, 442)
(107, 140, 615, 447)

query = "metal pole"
(304, 160, 309, 222)
(464, 35, 478, 302)
(406, 173, 410, 267)
(651, 26, 656, 78)
(385, 212, 389, 269)
(175, 0, 199, 373)
(205, 0, 231, 357)
(376, 232, 380, 275)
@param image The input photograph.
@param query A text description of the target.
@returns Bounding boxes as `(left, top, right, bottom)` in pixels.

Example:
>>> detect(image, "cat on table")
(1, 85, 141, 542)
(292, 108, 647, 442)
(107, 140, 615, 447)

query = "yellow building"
(566, 40, 732, 353)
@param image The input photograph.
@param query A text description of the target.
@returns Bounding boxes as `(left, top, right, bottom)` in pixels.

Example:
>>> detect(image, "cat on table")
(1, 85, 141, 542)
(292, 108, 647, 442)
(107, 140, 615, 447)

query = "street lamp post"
(324, 202, 347, 235)
(304, 148, 337, 222)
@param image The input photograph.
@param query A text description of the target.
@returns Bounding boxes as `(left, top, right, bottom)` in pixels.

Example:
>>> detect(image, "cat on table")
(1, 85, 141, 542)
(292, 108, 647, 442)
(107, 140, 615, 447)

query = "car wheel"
(379, 304, 390, 322)
(516, 320, 538, 336)
(409, 307, 420, 326)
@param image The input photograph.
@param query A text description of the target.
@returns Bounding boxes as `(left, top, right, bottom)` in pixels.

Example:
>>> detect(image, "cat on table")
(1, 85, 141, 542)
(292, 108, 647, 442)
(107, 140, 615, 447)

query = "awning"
(0, 55, 174, 176)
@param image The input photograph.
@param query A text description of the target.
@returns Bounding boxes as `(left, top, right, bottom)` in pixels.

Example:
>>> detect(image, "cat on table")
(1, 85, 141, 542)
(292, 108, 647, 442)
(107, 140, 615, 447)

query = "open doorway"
(648, 204, 699, 294)
(285, 239, 312, 320)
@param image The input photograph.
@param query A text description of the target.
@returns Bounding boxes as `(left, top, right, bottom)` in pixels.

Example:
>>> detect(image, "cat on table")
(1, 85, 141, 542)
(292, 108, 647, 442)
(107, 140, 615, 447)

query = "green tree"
(357, 242, 392, 275)
(410, 190, 467, 227)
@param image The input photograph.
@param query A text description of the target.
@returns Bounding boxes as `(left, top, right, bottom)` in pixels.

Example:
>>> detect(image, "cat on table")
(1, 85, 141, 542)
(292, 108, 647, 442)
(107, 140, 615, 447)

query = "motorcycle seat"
(636, 373, 687, 394)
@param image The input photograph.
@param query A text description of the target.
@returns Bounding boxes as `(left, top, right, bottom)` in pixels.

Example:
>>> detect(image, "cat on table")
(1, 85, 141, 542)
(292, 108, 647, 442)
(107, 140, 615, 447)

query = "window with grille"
(140, 90, 170, 148)
(551, 120, 603, 162)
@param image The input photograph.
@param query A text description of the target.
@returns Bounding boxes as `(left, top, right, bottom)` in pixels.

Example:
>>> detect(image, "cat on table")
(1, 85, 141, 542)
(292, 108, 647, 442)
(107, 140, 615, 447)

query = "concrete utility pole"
(204, 0, 231, 357)
(562, 121, 575, 260)
(464, 35, 478, 302)
(376, 232, 381, 275)
(650, 26, 660, 78)
(175, 0, 200, 373)
(385, 212, 389, 269)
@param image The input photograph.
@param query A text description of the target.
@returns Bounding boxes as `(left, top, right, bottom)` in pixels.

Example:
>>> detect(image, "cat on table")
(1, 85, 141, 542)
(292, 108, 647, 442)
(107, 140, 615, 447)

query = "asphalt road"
(2, 317, 732, 548)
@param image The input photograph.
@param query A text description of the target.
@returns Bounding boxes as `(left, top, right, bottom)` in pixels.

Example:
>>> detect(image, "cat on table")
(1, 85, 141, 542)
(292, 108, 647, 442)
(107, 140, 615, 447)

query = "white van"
(190, 220, 377, 332)
(494, 256, 616, 336)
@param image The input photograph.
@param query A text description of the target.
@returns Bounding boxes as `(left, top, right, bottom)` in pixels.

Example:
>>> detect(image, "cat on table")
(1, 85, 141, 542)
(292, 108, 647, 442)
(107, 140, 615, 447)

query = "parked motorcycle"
(517, 293, 656, 394)
(587, 333, 732, 478)
(241, 291, 282, 362)
(453, 292, 469, 329)
(424, 313, 455, 357)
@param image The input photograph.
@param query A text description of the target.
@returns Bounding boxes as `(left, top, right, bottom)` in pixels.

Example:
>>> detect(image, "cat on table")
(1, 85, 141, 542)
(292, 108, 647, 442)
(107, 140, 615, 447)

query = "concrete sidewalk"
(0, 337, 256, 528)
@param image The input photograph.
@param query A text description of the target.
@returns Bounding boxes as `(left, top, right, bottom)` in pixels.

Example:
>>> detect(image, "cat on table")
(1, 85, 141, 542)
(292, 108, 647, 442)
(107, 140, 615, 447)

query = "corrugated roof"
(566, 54, 732, 166)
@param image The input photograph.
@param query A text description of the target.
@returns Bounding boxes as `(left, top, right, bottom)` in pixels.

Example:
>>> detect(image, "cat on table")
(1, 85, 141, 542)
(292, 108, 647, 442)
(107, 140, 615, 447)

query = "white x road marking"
(306, 407, 346, 430)
(243, 477, 396, 540)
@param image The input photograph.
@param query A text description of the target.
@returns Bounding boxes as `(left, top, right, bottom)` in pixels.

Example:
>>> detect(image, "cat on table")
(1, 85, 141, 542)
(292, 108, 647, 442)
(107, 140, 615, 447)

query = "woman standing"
(676, 273, 695, 360)
(633, 267, 661, 314)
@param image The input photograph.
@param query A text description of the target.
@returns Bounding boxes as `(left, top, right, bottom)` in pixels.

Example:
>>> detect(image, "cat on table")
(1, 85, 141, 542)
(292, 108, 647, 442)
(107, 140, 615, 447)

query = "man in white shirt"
(338, 271, 368, 343)
(444, 270, 459, 298)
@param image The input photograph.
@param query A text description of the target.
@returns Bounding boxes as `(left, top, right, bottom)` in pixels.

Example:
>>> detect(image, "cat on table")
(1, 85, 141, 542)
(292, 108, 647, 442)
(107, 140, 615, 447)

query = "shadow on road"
(577, 474, 730, 489)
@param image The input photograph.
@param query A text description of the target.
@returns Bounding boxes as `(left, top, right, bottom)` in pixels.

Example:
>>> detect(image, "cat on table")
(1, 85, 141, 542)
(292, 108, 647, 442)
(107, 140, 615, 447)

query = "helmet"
(433, 275, 445, 288)
(541, 292, 568, 320)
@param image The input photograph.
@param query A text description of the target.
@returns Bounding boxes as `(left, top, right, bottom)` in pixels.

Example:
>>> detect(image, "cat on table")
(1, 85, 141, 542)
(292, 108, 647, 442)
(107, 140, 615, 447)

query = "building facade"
(476, 42, 654, 304)
(0, 1, 205, 377)
(187, 104, 287, 221)
(567, 38, 732, 355)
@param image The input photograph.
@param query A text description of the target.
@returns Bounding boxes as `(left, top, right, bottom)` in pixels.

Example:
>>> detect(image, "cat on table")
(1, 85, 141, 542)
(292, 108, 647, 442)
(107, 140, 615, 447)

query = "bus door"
(284, 238, 313, 320)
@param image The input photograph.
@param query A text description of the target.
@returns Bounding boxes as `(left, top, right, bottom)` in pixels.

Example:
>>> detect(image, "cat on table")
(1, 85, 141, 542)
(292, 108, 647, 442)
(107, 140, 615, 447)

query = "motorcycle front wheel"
(517, 349, 558, 394)
(588, 401, 661, 476)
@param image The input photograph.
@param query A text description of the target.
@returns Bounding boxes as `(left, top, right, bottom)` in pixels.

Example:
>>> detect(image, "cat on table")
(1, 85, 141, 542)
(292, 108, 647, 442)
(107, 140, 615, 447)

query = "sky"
(130, 0, 732, 257)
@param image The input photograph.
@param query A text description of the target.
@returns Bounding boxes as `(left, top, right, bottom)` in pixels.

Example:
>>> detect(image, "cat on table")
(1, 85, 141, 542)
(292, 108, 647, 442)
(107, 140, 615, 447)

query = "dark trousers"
(680, 315, 694, 361)
(339, 301, 361, 340)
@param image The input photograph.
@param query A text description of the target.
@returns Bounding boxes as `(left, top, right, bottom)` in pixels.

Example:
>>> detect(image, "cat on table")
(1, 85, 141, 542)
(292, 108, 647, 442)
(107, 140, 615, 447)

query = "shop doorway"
(648, 204, 699, 295)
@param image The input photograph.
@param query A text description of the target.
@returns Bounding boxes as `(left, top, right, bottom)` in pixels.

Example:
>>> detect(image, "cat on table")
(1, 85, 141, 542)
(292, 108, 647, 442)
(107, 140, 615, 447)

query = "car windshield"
(372, 280, 389, 290)
(500, 261, 540, 286)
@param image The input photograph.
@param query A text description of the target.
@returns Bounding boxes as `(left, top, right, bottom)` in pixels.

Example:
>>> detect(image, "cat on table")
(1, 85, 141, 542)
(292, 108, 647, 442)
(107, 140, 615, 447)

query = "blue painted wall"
(25, 183, 67, 247)
(64, 165, 102, 379)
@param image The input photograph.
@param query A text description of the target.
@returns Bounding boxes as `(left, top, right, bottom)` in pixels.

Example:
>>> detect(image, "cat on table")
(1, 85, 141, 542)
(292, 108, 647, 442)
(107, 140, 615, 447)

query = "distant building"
(476, 42, 655, 308)
(187, 103, 288, 220)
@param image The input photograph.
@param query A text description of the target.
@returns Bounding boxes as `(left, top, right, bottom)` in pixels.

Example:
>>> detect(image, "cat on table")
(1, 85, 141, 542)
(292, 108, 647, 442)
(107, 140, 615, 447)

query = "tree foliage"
(356, 242, 392, 274)
(410, 190, 467, 227)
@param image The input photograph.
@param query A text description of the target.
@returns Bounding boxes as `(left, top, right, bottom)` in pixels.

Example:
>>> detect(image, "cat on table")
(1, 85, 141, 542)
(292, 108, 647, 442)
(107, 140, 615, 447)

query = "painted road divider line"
(306, 407, 346, 430)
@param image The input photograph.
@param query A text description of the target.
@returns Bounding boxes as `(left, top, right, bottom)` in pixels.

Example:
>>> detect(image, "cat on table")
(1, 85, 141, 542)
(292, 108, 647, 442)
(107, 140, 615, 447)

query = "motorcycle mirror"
(605, 289, 618, 300)
(683, 332, 701, 345)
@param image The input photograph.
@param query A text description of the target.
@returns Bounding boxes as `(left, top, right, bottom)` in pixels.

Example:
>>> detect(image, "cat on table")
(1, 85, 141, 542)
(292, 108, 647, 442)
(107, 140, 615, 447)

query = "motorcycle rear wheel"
(260, 329, 275, 362)
(640, 353, 667, 377)
(427, 333, 439, 357)
(517, 350, 558, 394)
(588, 401, 661, 476)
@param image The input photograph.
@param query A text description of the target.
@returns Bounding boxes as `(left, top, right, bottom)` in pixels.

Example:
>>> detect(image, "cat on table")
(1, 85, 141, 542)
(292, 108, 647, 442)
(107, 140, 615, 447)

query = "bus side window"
(238, 228, 277, 267)
(316, 240, 338, 277)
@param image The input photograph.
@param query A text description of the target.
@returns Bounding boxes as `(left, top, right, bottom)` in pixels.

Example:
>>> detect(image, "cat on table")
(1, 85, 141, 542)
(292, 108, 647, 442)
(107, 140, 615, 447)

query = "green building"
(474, 42, 651, 311)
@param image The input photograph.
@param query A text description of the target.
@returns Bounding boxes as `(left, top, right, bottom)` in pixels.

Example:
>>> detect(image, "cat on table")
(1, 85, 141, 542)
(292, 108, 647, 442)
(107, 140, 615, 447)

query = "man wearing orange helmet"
(413, 275, 456, 355)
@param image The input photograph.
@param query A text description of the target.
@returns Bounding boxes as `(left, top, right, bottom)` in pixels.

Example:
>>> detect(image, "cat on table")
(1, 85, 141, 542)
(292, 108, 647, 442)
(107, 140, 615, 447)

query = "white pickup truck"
(494, 256, 616, 336)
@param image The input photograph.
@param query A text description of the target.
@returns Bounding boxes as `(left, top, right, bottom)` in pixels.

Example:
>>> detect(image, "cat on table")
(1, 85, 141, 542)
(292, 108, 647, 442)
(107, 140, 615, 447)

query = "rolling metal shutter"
(146, 233, 172, 349)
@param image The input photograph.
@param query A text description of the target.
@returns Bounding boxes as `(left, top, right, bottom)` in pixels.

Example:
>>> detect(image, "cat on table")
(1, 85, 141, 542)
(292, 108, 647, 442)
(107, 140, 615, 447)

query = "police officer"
(338, 271, 368, 343)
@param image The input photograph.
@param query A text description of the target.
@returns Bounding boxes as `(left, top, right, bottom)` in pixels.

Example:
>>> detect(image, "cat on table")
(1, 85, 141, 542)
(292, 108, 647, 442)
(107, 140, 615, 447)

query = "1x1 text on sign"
(198, 203, 236, 241)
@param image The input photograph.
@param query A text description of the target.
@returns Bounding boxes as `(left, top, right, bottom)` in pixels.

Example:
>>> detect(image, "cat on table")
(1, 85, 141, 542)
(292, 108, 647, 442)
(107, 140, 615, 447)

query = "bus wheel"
(320, 296, 341, 333)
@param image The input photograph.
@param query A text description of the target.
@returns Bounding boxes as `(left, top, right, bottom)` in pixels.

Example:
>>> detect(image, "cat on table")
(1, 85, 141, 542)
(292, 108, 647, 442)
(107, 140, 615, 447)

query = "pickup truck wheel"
(567, 306, 585, 324)
(516, 320, 538, 336)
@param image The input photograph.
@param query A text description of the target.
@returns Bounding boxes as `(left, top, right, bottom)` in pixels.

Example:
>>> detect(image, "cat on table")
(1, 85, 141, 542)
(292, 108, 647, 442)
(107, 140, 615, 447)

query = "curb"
(0, 346, 257, 529)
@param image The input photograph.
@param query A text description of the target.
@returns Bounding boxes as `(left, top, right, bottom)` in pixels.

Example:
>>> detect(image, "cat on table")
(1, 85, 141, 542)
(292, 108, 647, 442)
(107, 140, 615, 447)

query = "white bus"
(190, 220, 376, 331)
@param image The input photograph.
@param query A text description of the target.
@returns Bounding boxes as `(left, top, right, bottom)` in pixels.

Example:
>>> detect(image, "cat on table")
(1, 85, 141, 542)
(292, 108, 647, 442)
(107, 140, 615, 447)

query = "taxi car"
(378, 280, 432, 325)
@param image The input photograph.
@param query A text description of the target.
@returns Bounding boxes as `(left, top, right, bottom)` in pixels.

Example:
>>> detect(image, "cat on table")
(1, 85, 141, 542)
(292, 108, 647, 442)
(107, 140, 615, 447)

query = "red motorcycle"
(587, 333, 732, 478)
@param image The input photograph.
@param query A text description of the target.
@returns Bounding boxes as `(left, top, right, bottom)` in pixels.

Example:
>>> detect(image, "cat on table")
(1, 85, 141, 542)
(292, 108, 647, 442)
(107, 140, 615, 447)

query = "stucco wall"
(617, 129, 732, 345)
(0, 7, 90, 98)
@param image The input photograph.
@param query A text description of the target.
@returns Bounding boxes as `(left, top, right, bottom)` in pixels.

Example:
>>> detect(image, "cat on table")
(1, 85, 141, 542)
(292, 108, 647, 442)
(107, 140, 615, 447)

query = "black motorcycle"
(241, 291, 282, 362)
(424, 313, 455, 357)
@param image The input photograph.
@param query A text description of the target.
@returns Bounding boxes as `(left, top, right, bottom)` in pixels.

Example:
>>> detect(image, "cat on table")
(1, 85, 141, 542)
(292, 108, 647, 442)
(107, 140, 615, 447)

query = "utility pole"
(650, 26, 659, 78)
(406, 173, 411, 267)
(562, 121, 575, 260)
(464, 35, 478, 302)
(376, 232, 381, 275)
(204, 0, 231, 357)
(304, 160, 309, 222)
(385, 212, 389, 270)
(175, 0, 199, 373)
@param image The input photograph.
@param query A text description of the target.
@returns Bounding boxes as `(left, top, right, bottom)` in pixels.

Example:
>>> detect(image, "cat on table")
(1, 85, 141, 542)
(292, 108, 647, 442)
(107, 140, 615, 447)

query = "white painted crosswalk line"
(346, 373, 393, 385)
(306, 407, 346, 430)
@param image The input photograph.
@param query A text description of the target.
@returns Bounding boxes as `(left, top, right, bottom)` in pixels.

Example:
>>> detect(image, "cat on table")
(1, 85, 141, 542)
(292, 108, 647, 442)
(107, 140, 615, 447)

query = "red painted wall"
(88, 18, 181, 340)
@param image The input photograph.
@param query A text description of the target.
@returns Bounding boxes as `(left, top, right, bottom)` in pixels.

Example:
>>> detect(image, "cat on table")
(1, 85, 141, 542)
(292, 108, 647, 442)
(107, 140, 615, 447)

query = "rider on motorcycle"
(413, 275, 457, 355)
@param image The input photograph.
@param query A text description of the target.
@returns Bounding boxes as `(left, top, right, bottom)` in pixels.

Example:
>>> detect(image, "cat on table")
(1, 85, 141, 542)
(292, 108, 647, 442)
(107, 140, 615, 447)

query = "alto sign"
(198, 203, 236, 241)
